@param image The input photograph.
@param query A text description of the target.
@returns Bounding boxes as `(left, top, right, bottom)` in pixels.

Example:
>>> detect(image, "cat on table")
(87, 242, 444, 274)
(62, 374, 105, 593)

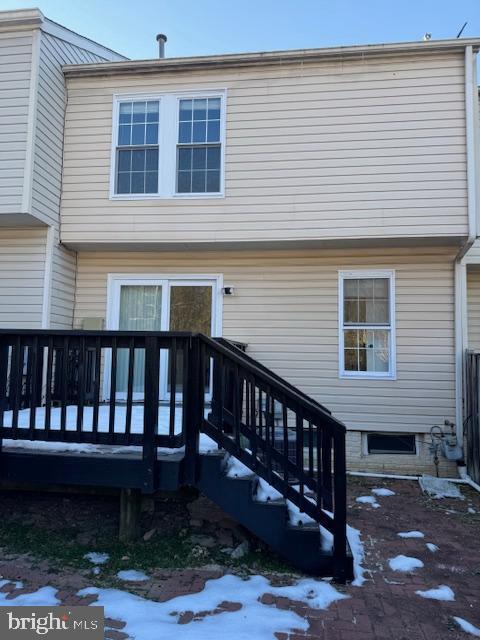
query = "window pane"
(178, 147, 192, 171)
(117, 149, 131, 172)
(179, 99, 193, 121)
(192, 170, 206, 192)
(344, 279, 358, 297)
(146, 148, 159, 171)
(207, 119, 220, 142)
(192, 120, 207, 143)
(132, 124, 145, 145)
(177, 171, 191, 193)
(146, 101, 159, 122)
(131, 149, 145, 172)
(192, 147, 207, 170)
(208, 97, 221, 120)
(207, 146, 221, 170)
(132, 101, 146, 123)
(344, 349, 358, 371)
(145, 123, 158, 144)
(344, 300, 358, 324)
(359, 279, 374, 298)
(206, 170, 220, 192)
(193, 98, 207, 120)
(372, 300, 389, 324)
(344, 330, 358, 348)
(179, 121, 192, 144)
(119, 102, 132, 124)
(118, 125, 131, 146)
(145, 171, 158, 193)
(131, 172, 144, 193)
(117, 172, 130, 194)
(374, 278, 389, 298)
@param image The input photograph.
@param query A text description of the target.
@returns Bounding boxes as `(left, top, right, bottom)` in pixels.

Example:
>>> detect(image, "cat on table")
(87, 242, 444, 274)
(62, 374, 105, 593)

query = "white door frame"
(104, 273, 223, 401)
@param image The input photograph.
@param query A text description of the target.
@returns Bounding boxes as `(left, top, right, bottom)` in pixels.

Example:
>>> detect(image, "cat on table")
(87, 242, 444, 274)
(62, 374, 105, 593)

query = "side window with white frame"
(339, 271, 396, 378)
(115, 100, 160, 195)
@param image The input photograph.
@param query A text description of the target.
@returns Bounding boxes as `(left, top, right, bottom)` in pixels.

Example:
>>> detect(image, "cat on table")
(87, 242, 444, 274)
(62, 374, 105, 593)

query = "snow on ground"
(415, 585, 455, 601)
(426, 543, 440, 553)
(355, 496, 380, 508)
(397, 531, 425, 539)
(0, 582, 59, 606)
(79, 573, 347, 640)
(347, 525, 366, 587)
(84, 552, 110, 565)
(117, 570, 150, 582)
(453, 617, 480, 637)
(371, 488, 395, 497)
(388, 555, 424, 572)
(419, 476, 464, 500)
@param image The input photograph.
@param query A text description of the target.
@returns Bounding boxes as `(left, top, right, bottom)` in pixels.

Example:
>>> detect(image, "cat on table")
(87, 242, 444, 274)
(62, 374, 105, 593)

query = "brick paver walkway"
(0, 476, 478, 639)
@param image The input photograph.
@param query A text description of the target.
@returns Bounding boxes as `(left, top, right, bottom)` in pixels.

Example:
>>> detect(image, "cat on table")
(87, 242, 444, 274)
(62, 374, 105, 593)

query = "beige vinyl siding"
(0, 30, 32, 216)
(50, 239, 76, 329)
(31, 32, 108, 227)
(61, 51, 468, 247)
(467, 267, 480, 350)
(73, 246, 456, 434)
(0, 227, 46, 328)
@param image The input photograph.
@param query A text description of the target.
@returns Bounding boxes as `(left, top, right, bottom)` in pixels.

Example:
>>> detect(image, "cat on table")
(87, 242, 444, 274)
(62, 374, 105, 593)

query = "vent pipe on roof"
(156, 33, 167, 58)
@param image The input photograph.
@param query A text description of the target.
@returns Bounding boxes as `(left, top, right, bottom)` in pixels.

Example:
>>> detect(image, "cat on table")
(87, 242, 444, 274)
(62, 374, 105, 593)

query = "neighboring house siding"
(30, 32, 108, 327)
(31, 32, 107, 227)
(61, 51, 468, 246)
(73, 246, 456, 436)
(467, 267, 480, 351)
(0, 227, 46, 328)
(0, 30, 32, 216)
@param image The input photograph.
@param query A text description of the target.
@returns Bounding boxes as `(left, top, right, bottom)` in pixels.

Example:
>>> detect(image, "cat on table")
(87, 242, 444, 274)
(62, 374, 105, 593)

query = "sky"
(1, 0, 479, 59)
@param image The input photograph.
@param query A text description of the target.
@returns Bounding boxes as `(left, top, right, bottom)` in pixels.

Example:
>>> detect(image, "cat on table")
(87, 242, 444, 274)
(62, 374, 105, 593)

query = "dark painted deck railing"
(0, 329, 349, 576)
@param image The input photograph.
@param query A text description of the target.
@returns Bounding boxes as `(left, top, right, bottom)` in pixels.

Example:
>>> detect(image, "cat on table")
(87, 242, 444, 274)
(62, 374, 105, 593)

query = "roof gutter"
(454, 44, 479, 443)
(62, 37, 480, 78)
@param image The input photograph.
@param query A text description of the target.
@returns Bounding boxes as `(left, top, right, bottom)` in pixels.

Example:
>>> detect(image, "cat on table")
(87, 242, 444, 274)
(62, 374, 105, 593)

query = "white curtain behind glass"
(117, 285, 163, 394)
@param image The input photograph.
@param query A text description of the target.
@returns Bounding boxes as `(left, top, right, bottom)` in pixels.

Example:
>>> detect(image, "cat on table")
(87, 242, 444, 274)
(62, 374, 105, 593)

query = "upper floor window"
(111, 92, 225, 199)
(115, 100, 160, 195)
(177, 98, 221, 194)
(339, 270, 396, 379)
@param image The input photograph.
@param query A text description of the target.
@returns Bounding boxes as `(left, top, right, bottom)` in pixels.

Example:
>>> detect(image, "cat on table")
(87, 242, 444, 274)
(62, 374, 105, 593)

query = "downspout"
(454, 45, 479, 441)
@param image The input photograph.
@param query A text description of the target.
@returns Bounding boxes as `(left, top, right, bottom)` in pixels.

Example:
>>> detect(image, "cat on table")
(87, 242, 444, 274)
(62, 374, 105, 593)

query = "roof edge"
(63, 37, 480, 78)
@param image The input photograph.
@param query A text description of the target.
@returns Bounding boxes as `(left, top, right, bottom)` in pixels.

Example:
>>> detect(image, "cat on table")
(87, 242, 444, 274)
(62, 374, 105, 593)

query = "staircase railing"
(195, 335, 349, 580)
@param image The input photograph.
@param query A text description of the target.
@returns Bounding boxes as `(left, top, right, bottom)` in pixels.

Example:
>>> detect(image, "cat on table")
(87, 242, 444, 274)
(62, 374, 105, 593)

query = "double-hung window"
(177, 97, 221, 194)
(112, 92, 224, 198)
(115, 100, 160, 195)
(339, 271, 395, 378)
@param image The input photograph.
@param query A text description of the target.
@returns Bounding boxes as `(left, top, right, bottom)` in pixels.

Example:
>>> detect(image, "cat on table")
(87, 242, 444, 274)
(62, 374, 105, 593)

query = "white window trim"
(109, 90, 226, 200)
(338, 269, 396, 380)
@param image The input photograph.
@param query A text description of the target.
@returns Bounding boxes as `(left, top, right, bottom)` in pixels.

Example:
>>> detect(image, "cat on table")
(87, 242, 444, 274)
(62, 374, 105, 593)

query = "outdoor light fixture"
(222, 286, 235, 296)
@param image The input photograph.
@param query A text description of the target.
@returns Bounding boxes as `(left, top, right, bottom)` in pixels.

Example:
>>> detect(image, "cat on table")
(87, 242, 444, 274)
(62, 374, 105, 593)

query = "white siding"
(0, 30, 32, 216)
(61, 51, 468, 247)
(73, 246, 456, 435)
(0, 227, 46, 328)
(50, 239, 76, 329)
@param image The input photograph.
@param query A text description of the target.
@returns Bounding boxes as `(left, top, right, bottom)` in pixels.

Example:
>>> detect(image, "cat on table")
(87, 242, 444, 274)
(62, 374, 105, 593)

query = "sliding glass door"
(106, 276, 220, 401)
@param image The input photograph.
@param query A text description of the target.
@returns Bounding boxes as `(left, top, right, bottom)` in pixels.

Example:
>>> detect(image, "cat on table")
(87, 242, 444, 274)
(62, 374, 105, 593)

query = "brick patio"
(0, 476, 479, 639)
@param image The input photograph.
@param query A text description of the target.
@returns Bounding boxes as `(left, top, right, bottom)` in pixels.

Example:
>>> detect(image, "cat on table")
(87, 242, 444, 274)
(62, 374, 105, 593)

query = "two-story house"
(1, 8, 479, 480)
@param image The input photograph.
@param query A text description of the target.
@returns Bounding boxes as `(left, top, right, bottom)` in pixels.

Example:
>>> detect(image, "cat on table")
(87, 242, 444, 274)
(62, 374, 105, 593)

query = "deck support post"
(332, 431, 348, 583)
(119, 488, 141, 542)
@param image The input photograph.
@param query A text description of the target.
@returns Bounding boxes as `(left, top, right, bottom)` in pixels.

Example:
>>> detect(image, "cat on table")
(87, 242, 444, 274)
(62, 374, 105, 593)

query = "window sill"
(109, 192, 225, 201)
(339, 372, 396, 380)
